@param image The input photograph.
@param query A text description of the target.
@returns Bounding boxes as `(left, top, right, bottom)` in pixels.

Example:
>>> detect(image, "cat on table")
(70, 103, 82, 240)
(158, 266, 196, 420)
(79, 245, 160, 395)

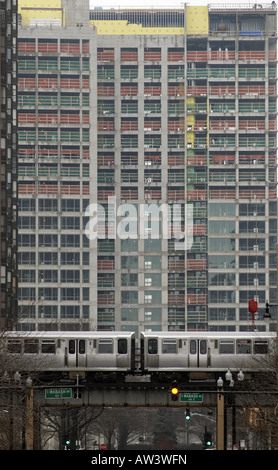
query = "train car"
(2, 331, 136, 380)
(141, 331, 276, 381)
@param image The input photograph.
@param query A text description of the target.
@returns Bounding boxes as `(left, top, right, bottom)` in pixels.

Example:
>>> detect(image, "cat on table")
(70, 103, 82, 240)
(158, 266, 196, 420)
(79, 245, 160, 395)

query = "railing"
(97, 50, 114, 62)
(210, 189, 236, 199)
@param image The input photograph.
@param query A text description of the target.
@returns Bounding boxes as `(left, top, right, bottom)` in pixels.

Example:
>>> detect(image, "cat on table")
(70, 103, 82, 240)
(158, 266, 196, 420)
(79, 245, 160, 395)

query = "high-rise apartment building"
(17, 1, 277, 334)
(0, 0, 18, 329)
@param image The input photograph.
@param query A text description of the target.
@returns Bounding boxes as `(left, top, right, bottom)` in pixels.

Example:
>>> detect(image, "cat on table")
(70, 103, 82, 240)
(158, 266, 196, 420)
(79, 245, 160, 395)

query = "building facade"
(0, 0, 18, 329)
(17, 1, 277, 334)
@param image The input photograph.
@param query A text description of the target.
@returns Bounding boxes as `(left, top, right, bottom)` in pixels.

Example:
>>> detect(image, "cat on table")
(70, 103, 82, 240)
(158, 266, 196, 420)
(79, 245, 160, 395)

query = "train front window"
(148, 339, 158, 354)
(254, 340, 268, 354)
(236, 339, 251, 354)
(118, 339, 127, 354)
(24, 339, 39, 354)
(42, 340, 56, 354)
(162, 339, 177, 354)
(219, 340, 234, 354)
(98, 339, 113, 353)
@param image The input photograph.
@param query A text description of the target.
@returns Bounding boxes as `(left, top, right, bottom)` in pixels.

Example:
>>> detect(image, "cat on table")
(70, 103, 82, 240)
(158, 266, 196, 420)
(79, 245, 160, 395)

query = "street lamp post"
(216, 370, 244, 450)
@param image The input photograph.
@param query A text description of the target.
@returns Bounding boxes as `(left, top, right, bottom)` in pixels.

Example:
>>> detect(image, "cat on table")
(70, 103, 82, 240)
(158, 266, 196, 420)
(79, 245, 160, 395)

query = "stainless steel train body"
(3, 331, 136, 374)
(140, 331, 276, 374)
(2, 331, 276, 380)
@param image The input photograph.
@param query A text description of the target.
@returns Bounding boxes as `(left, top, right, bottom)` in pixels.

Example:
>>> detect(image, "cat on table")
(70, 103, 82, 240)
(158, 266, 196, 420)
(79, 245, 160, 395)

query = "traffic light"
(185, 407, 190, 420)
(203, 431, 212, 448)
(62, 433, 70, 450)
(170, 381, 179, 401)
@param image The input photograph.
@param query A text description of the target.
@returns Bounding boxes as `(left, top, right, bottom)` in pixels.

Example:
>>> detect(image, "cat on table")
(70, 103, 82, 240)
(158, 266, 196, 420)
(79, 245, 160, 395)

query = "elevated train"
(2, 330, 276, 382)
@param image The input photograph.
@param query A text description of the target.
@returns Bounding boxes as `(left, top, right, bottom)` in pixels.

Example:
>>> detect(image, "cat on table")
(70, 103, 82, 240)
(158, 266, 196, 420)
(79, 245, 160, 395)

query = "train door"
(189, 339, 208, 368)
(67, 339, 86, 368)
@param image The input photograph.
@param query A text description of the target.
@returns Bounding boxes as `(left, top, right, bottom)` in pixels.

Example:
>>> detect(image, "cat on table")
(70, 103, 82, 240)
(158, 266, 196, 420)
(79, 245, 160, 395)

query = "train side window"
(79, 340, 85, 354)
(118, 339, 127, 354)
(98, 339, 113, 353)
(69, 340, 75, 354)
(254, 340, 268, 354)
(42, 340, 56, 354)
(200, 340, 207, 354)
(7, 340, 22, 353)
(148, 339, 158, 354)
(190, 340, 197, 355)
(162, 339, 177, 354)
(219, 340, 234, 354)
(237, 339, 251, 354)
(24, 339, 39, 354)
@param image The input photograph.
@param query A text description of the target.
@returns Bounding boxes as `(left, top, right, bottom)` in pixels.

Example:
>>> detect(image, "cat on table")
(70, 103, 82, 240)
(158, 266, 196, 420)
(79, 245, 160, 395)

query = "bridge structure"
(0, 375, 243, 451)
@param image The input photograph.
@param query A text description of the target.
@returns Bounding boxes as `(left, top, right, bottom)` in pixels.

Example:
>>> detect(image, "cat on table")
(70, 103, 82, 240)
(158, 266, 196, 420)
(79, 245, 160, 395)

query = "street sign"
(45, 388, 72, 399)
(180, 392, 203, 403)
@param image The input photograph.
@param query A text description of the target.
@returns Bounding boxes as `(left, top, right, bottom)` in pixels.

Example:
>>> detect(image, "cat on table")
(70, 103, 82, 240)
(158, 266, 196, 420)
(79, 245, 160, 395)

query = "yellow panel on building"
(186, 6, 209, 35)
(18, 0, 64, 26)
(91, 20, 184, 36)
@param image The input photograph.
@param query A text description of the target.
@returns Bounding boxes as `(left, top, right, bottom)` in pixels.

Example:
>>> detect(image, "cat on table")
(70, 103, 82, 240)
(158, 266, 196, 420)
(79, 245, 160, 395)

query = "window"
(236, 340, 251, 354)
(39, 252, 58, 265)
(18, 253, 36, 265)
(39, 234, 58, 247)
(69, 340, 75, 354)
(18, 234, 35, 247)
(61, 306, 80, 318)
(121, 256, 138, 269)
(38, 216, 57, 229)
(98, 339, 113, 353)
(144, 291, 161, 304)
(39, 199, 58, 212)
(144, 273, 161, 287)
(61, 288, 80, 301)
(148, 339, 158, 354)
(219, 340, 234, 354)
(61, 270, 80, 283)
(200, 340, 207, 354)
(118, 339, 127, 354)
(162, 339, 177, 354)
(39, 270, 58, 283)
(144, 308, 161, 322)
(61, 199, 80, 212)
(121, 291, 138, 304)
(61, 234, 80, 247)
(24, 339, 39, 354)
(61, 217, 80, 230)
(18, 216, 35, 229)
(42, 340, 56, 354)
(79, 340, 85, 354)
(254, 340, 268, 354)
(144, 256, 161, 269)
(190, 340, 197, 354)
(7, 340, 21, 353)
(121, 273, 138, 286)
